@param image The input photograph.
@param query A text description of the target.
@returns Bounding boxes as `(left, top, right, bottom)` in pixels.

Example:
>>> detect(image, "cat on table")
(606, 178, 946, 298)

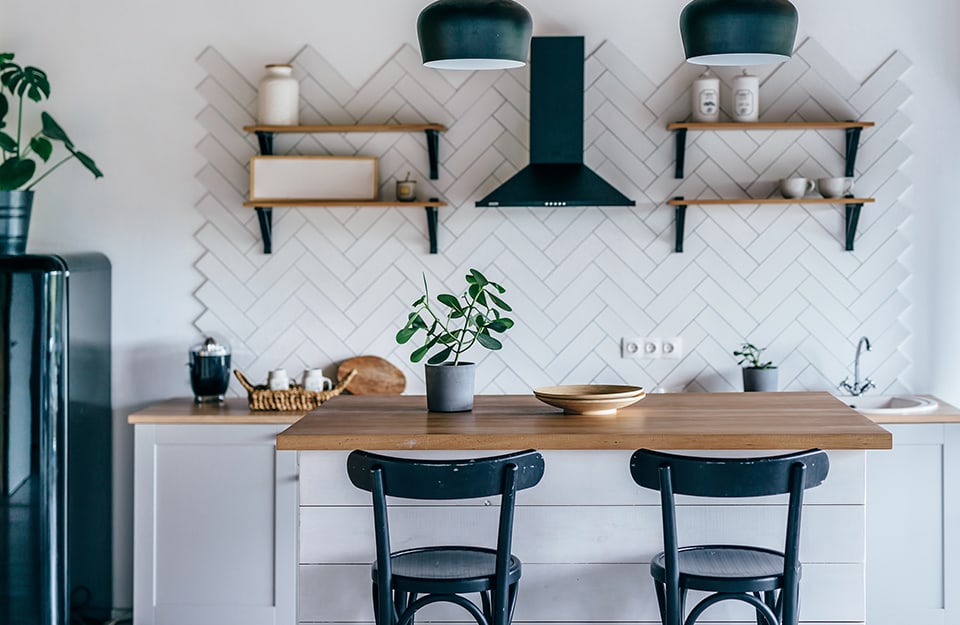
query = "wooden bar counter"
(276, 391, 892, 450)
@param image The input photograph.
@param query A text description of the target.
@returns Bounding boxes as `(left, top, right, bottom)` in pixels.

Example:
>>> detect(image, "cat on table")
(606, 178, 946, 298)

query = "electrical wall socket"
(621, 336, 683, 360)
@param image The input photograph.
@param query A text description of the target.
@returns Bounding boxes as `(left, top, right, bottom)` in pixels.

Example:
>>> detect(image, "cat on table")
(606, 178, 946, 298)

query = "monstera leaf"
(0, 157, 36, 190)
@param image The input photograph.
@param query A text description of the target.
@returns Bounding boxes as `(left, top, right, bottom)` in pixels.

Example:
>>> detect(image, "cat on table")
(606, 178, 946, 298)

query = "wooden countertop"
(275, 391, 892, 451)
(127, 397, 304, 424)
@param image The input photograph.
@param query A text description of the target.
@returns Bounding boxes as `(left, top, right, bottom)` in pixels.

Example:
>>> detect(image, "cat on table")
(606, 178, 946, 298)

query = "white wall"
(3, 0, 958, 612)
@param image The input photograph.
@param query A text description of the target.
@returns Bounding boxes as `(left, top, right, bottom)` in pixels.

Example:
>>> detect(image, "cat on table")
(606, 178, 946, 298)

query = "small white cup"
(302, 369, 333, 392)
(817, 177, 854, 198)
(780, 177, 816, 199)
(267, 368, 290, 391)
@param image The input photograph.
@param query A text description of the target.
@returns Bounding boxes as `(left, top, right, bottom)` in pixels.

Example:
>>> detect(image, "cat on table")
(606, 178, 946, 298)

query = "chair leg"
(654, 581, 667, 625)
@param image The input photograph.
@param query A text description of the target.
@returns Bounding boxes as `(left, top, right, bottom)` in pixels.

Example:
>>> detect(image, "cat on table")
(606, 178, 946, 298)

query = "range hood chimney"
(476, 36, 635, 208)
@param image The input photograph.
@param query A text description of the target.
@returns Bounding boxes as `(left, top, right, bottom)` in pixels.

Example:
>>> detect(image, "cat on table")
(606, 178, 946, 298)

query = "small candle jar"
(396, 180, 417, 202)
(732, 70, 759, 122)
(691, 71, 720, 123)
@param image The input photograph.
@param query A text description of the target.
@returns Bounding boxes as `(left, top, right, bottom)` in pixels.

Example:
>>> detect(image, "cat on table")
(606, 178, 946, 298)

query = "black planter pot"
(742, 367, 778, 392)
(0, 190, 34, 254)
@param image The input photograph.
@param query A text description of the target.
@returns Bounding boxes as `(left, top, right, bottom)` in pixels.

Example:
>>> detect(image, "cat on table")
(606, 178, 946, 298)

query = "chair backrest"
(347, 449, 545, 625)
(347, 449, 545, 500)
(629, 448, 829, 625)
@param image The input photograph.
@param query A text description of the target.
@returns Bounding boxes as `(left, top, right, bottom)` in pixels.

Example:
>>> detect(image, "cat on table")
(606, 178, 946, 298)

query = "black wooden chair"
(346, 449, 545, 625)
(629, 449, 830, 625)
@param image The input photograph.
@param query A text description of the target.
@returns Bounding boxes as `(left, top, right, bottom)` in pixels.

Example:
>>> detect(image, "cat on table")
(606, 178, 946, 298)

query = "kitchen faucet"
(838, 336, 876, 396)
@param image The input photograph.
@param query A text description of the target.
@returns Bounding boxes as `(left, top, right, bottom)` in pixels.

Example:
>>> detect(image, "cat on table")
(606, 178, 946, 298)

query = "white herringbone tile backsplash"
(193, 39, 913, 395)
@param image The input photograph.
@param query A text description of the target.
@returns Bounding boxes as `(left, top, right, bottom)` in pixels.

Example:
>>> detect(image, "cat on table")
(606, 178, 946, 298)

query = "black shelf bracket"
(254, 131, 276, 254)
(673, 197, 687, 253)
(844, 125, 863, 178)
(674, 128, 688, 179)
(844, 195, 863, 251)
(425, 200, 439, 254)
(425, 129, 440, 180)
(255, 207, 273, 254)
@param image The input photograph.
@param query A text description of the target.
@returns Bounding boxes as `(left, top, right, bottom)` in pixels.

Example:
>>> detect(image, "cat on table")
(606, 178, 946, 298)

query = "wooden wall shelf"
(669, 196, 874, 253)
(244, 123, 447, 254)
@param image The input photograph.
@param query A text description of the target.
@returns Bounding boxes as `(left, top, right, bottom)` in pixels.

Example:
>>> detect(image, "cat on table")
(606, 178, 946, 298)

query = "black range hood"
(476, 36, 635, 208)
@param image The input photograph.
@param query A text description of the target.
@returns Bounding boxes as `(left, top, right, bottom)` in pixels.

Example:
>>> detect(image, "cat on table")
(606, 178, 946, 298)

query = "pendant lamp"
(417, 0, 533, 70)
(679, 0, 798, 66)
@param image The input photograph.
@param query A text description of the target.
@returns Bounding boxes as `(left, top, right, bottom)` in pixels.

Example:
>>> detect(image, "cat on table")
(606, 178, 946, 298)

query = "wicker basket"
(234, 368, 357, 411)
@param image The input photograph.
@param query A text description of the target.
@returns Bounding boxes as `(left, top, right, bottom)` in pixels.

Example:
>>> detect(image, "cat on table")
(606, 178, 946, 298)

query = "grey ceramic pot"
(425, 362, 476, 412)
(0, 190, 34, 254)
(742, 367, 778, 392)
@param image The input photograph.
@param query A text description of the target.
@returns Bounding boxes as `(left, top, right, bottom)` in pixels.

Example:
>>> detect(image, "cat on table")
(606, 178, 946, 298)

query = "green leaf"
(489, 292, 512, 312)
(476, 333, 502, 350)
(437, 332, 457, 344)
(0, 131, 16, 153)
(0, 157, 36, 190)
(476, 290, 487, 306)
(40, 112, 73, 148)
(464, 272, 477, 285)
(487, 318, 514, 333)
(71, 150, 103, 178)
(0, 93, 7, 128)
(436, 293, 462, 311)
(469, 268, 488, 286)
(396, 326, 418, 344)
(489, 281, 506, 293)
(410, 344, 432, 363)
(467, 283, 480, 300)
(30, 136, 52, 161)
(427, 346, 453, 365)
(0, 53, 14, 64)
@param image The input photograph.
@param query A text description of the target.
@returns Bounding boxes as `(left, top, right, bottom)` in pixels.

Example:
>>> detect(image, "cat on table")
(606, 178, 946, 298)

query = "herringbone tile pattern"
(193, 39, 913, 394)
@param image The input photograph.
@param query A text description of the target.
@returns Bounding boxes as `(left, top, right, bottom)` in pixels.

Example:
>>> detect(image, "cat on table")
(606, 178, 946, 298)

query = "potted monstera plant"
(0, 53, 103, 253)
(396, 269, 514, 412)
(733, 342, 778, 392)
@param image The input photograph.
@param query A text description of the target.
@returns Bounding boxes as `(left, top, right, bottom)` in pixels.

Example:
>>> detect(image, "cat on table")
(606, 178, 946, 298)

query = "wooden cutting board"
(338, 356, 406, 395)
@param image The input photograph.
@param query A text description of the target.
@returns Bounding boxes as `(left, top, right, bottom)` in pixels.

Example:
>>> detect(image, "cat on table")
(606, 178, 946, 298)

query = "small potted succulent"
(0, 53, 103, 253)
(733, 342, 778, 392)
(396, 268, 514, 412)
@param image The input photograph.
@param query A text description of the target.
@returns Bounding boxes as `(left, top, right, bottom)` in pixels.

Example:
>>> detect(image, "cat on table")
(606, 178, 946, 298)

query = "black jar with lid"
(188, 336, 231, 403)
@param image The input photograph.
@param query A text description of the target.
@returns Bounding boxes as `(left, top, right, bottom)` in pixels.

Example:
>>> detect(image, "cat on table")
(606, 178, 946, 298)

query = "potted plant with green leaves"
(733, 342, 778, 392)
(0, 53, 103, 253)
(396, 268, 514, 412)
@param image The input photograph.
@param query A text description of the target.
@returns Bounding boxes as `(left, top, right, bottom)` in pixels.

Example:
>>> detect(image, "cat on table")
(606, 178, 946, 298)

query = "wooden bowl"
(533, 385, 646, 415)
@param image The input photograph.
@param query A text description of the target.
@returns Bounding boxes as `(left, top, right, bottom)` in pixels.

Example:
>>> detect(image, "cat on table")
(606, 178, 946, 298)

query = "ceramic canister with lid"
(691, 70, 720, 123)
(257, 64, 300, 126)
(732, 70, 760, 122)
(188, 336, 232, 403)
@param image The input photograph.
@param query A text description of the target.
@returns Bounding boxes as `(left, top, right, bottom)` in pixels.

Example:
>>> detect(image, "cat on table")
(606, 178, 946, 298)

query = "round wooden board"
(338, 356, 406, 395)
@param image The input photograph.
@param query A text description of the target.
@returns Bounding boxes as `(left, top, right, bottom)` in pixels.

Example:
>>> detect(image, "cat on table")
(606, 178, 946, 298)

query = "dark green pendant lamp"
(417, 0, 533, 70)
(680, 0, 798, 65)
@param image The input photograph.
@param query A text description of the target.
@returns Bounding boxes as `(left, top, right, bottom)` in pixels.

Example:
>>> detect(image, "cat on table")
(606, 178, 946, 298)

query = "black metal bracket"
(674, 128, 688, 179)
(254, 131, 276, 254)
(425, 201, 439, 254)
(673, 197, 687, 253)
(425, 129, 440, 180)
(844, 195, 863, 251)
(844, 125, 863, 178)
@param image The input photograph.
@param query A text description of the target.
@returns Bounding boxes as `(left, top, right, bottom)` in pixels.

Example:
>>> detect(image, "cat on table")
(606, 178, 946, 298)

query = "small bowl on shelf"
(533, 384, 646, 416)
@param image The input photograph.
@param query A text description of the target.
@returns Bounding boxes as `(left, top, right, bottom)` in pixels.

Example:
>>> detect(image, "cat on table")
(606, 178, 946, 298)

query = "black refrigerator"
(0, 253, 112, 625)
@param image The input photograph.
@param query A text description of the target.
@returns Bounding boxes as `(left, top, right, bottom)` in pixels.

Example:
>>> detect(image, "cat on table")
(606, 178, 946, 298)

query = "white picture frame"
(250, 156, 379, 202)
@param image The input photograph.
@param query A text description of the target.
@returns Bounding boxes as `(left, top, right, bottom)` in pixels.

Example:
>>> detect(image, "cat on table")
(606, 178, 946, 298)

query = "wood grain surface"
(338, 356, 406, 395)
(275, 391, 892, 451)
(127, 397, 304, 424)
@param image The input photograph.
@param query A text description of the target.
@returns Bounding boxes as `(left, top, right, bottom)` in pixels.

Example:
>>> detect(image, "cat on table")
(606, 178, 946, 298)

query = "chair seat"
(372, 546, 522, 594)
(650, 545, 787, 593)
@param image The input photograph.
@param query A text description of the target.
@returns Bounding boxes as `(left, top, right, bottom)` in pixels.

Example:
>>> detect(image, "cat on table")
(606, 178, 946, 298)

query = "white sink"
(841, 394, 938, 415)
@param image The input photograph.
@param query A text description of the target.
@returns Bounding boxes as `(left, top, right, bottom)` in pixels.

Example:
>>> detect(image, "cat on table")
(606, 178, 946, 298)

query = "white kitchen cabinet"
(866, 424, 959, 625)
(133, 424, 297, 625)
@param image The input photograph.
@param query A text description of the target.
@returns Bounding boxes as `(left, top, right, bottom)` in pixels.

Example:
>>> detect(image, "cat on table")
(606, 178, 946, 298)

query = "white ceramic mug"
(267, 368, 291, 391)
(818, 177, 855, 198)
(302, 368, 333, 392)
(780, 177, 816, 199)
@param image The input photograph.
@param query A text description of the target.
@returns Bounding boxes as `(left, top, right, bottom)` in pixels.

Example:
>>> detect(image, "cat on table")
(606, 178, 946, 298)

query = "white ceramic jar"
(732, 70, 759, 122)
(257, 64, 299, 126)
(691, 71, 720, 123)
